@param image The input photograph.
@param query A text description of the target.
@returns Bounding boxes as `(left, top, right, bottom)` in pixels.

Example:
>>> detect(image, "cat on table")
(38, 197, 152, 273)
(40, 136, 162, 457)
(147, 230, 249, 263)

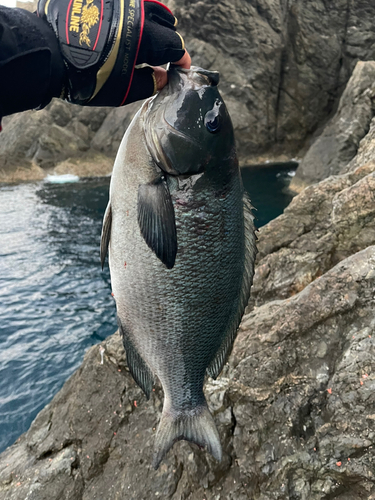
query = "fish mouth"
(168, 65, 220, 91)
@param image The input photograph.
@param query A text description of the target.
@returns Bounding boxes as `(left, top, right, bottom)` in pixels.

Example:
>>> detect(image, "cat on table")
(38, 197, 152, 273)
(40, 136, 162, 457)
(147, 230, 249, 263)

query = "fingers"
(125, 1, 192, 104)
(137, 0, 186, 66)
(172, 50, 191, 69)
(124, 66, 156, 105)
(143, 0, 176, 29)
(152, 66, 168, 91)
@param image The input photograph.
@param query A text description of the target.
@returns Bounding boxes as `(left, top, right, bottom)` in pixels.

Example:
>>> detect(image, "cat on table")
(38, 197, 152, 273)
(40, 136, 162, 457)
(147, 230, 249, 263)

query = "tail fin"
(153, 404, 222, 469)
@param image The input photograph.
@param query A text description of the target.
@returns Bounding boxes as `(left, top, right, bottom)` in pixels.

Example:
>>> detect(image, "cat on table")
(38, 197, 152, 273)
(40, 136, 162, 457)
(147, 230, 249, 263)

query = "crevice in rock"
(320, 477, 370, 500)
(274, 48, 288, 144)
(230, 406, 237, 436)
(36, 438, 82, 462)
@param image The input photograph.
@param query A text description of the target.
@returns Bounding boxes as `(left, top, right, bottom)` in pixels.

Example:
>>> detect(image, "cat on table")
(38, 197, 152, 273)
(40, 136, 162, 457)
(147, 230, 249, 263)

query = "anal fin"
(117, 316, 154, 399)
(100, 202, 112, 270)
(138, 176, 177, 269)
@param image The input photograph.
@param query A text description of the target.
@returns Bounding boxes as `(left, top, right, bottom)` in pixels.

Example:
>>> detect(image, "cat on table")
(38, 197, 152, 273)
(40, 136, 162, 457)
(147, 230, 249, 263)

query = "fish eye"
(204, 101, 222, 133)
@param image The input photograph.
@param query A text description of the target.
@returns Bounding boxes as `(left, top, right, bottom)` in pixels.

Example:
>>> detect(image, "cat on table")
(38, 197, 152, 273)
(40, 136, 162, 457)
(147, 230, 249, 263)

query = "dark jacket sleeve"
(0, 6, 65, 123)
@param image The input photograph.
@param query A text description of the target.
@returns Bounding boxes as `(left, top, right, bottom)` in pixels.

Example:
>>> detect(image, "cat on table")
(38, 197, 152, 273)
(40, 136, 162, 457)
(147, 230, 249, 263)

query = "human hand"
(128, 0, 191, 101)
(37, 0, 191, 107)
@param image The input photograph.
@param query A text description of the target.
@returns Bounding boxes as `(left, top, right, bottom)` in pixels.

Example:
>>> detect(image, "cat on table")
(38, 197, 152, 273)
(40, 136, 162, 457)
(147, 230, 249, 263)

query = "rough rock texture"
(0, 245, 374, 500)
(3, 0, 375, 179)
(251, 161, 375, 307)
(250, 107, 375, 309)
(0, 101, 141, 182)
(169, 0, 375, 159)
(1, 90, 375, 498)
(291, 61, 375, 191)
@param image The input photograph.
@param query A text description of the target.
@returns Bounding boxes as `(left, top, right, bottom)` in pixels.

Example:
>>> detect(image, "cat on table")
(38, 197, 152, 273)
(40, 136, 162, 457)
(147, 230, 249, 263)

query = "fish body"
(101, 66, 257, 468)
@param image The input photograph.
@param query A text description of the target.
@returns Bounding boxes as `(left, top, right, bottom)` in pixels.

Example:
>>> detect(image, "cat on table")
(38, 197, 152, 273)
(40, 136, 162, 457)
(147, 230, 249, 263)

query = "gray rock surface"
(170, 0, 375, 160)
(251, 103, 375, 308)
(290, 61, 375, 191)
(1, 89, 375, 498)
(3, 0, 375, 179)
(0, 245, 374, 500)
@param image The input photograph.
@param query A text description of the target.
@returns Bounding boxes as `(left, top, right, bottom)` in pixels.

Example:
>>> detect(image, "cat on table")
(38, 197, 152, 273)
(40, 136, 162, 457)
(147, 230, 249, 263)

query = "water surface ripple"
(0, 179, 115, 453)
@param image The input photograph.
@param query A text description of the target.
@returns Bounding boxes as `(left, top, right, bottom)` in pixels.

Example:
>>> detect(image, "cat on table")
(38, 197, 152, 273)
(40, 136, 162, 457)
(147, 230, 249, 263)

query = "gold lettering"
(69, 0, 83, 33)
(129, 0, 135, 7)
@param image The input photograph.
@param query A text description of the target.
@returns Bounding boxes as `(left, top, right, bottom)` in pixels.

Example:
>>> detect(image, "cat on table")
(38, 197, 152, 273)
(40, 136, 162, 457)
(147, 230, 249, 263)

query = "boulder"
(290, 61, 375, 191)
(250, 95, 375, 308)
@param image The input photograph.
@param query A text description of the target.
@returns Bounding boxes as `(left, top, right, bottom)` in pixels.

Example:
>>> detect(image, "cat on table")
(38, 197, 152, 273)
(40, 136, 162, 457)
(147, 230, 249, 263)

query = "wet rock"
(291, 61, 375, 191)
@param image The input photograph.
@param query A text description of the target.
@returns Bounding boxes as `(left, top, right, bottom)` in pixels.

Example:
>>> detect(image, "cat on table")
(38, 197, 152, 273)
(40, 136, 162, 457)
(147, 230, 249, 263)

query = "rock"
(4, 1, 375, 177)
(251, 160, 375, 307)
(0, 246, 374, 499)
(0, 101, 113, 180)
(291, 61, 375, 191)
(170, 0, 375, 160)
(250, 92, 375, 309)
(53, 153, 114, 178)
(29, 124, 89, 170)
(91, 101, 142, 156)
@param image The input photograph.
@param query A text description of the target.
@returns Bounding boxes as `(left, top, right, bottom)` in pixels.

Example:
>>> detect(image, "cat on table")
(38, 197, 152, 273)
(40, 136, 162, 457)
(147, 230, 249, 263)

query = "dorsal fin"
(207, 193, 257, 379)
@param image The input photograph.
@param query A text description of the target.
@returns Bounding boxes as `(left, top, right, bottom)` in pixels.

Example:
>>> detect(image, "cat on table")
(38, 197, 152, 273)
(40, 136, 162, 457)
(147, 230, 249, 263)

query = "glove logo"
(79, 0, 99, 47)
(68, 0, 100, 48)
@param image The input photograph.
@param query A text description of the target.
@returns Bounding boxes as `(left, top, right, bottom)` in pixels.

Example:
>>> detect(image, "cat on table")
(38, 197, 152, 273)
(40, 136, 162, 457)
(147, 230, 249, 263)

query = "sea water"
(0, 162, 296, 453)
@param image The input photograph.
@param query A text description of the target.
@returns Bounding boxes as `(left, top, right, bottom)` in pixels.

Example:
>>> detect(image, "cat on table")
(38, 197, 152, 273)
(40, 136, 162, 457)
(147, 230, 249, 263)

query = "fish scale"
(101, 66, 257, 468)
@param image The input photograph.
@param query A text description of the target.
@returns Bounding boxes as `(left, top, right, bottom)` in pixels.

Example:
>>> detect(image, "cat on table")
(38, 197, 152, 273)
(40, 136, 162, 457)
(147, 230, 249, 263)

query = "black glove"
(38, 0, 186, 106)
(0, 6, 65, 117)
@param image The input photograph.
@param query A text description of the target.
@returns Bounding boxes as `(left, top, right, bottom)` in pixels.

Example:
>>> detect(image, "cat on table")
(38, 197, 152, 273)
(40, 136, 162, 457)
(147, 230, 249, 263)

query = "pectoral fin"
(138, 176, 177, 269)
(100, 202, 112, 270)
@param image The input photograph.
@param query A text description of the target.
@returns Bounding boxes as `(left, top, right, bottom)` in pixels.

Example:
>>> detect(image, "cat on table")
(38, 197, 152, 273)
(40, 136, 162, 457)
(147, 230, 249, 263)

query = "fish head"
(143, 65, 235, 176)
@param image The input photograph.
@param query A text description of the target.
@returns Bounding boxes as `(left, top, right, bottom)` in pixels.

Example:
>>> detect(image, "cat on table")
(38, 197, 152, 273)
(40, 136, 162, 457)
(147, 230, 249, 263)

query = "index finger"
(172, 50, 191, 70)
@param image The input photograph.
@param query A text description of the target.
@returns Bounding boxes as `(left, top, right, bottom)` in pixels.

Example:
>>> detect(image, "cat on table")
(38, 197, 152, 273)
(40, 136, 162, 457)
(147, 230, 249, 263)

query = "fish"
(100, 65, 257, 469)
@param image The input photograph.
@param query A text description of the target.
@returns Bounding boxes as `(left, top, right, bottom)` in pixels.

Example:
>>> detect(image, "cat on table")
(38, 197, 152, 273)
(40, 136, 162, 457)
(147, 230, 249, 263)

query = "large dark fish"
(101, 65, 257, 469)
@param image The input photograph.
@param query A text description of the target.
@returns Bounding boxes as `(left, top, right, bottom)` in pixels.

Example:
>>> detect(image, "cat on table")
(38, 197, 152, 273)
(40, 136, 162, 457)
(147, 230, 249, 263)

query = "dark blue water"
(242, 162, 297, 228)
(0, 163, 296, 454)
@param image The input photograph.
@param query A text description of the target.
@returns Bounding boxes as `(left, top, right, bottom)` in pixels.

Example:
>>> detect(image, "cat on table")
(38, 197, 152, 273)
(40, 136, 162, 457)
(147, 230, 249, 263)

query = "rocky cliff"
(2, 0, 375, 181)
(291, 60, 375, 190)
(1, 63, 375, 499)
